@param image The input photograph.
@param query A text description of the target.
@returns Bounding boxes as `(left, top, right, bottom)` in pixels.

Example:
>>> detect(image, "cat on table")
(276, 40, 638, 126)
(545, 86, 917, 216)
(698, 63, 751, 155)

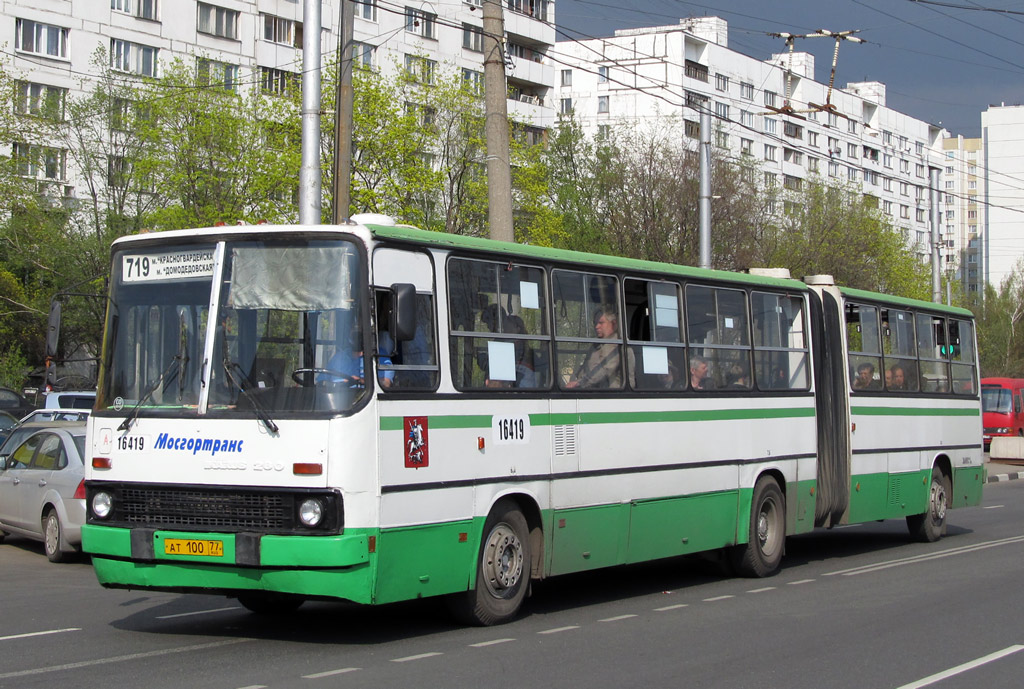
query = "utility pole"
(332, 0, 355, 224)
(482, 0, 514, 242)
(299, 0, 322, 225)
(699, 109, 712, 270)
(930, 167, 941, 302)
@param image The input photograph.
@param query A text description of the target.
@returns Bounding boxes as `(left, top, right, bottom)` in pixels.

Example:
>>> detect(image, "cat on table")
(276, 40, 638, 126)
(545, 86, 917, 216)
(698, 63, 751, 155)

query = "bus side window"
(685, 284, 751, 391)
(624, 278, 685, 391)
(752, 291, 809, 390)
(846, 302, 882, 391)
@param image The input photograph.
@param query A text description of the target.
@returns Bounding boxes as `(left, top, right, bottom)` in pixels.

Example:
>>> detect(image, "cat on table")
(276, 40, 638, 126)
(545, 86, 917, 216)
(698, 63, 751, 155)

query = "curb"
(986, 467, 1024, 483)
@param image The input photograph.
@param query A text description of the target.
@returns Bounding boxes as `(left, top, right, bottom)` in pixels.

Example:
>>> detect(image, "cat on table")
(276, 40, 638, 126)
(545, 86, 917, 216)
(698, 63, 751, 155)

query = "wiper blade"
(117, 354, 183, 432)
(222, 358, 279, 434)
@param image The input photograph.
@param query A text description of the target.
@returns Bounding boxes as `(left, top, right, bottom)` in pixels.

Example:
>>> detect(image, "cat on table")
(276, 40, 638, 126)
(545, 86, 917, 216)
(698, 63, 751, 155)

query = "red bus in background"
(981, 378, 1024, 450)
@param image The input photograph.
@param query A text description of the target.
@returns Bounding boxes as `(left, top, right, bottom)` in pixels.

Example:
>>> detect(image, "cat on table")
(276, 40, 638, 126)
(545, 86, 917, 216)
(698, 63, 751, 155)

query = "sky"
(553, 0, 1024, 138)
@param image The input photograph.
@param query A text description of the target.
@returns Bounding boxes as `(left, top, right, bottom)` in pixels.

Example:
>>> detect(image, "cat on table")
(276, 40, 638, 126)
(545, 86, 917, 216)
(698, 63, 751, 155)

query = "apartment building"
(981, 104, 1024, 289)
(1, 0, 556, 197)
(941, 136, 984, 294)
(553, 17, 949, 262)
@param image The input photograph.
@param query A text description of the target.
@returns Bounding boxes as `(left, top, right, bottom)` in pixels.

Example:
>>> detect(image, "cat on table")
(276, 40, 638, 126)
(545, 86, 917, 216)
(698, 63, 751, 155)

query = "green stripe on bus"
(851, 406, 980, 417)
(380, 407, 814, 430)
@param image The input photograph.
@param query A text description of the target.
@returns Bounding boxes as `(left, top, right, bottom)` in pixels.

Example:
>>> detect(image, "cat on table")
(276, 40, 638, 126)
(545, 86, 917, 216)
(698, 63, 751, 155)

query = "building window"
(715, 101, 729, 120)
(15, 19, 68, 58)
(404, 54, 437, 85)
(715, 73, 729, 91)
(741, 138, 753, 156)
(740, 82, 754, 99)
(884, 177, 893, 192)
(916, 141, 925, 156)
(462, 68, 483, 96)
(406, 7, 437, 39)
(784, 121, 803, 139)
(684, 60, 708, 82)
(462, 23, 484, 51)
(561, 69, 572, 87)
(560, 98, 572, 115)
(847, 143, 858, 159)
(112, 0, 158, 20)
(598, 66, 608, 83)
(827, 112, 838, 127)
(197, 58, 238, 90)
(901, 205, 910, 220)
(783, 148, 803, 165)
(945, 180, 955, 190)
(111, 39, 158, 76)
(764, 90, 777, 108)
(198, 3, 239, 39)
(740, 110, 755, 128)
(685, 119, 700, 139)
(847, 167, 858, 182)
(900, 181, 909, 196)
(764, 172, 777, 187)
(764, 118, 777, 134)
(715, 131, 729, 148)
(764, 144, 777, 162)
(807, 156, 819, 173)
(784, 174, 802, 191)
(882, 131, 893, 145)
(808, 131, 818, 147)
(355, 0, 378, 21)
(260, 66, 298, 96)
(883, 153, 893, 168)
(847, 119, 857, 134)
(14, 81, 67, 120)
(916, 209, 926, 223)
(828, 161, 839, 177)
(597, 96, 609, 114)
(916, 164, 926, 178)
(352, 42, 374, 70)
(262, 14, 302, 47)
(13, 142, 67, 180)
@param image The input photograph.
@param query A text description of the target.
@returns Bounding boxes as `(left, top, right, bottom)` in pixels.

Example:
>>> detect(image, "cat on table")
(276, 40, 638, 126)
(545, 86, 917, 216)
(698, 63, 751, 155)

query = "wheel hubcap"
(482, 523, 523, 597)
(45, 515, 58, 554)
(931, 480, 947, 522)
(757, 497, 781, 556)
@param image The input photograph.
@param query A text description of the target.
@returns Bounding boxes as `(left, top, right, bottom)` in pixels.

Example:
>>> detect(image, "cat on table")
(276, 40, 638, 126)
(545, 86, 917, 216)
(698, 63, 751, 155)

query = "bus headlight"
(299, 498, 324, 527)
(92, 492, 113, 519)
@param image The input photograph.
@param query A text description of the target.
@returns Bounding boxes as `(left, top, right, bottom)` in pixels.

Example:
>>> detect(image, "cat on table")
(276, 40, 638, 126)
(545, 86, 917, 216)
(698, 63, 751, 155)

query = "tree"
(975, 261, 1024, 376)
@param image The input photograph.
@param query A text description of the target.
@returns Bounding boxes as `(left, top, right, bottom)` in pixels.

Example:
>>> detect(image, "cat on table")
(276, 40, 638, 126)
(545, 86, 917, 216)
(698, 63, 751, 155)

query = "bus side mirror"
(46, 301, 61, 359)
(391, 283, 416, 342)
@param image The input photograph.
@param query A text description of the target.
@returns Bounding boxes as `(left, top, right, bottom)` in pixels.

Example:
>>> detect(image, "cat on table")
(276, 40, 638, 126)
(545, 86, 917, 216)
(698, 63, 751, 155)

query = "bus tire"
(906, 467, 949, 543)
(448, 500, 530, 626)
(237, 592, 305, 615)
(731, 476, 785, 577)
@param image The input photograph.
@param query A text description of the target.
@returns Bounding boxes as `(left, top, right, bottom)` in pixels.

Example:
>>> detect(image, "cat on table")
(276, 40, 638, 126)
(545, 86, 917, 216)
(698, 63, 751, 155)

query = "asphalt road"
(3, 480, 1024, 689)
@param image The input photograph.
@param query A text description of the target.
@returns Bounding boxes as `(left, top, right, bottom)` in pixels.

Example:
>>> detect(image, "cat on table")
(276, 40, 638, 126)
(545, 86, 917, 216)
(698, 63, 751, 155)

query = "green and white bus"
(82, 218, 984, 625)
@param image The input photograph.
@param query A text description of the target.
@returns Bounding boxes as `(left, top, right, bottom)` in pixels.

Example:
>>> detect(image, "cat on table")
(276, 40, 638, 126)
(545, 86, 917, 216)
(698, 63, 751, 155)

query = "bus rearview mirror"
(391, 283, 416, 342)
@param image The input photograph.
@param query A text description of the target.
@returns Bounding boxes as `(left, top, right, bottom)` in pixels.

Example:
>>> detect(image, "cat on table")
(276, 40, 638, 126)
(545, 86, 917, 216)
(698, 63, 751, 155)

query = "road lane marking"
(747, 587, 776, 593)
(538, 626, 579, 635)
(156, 606, 240, 619)
(982, 505, 1004, 509)
(896, 645, 1024, 689)
(599, 614, 637, 622)
(787, 579, 815, 585)
(0, 628, 80, 642)
(302, 668, 360, 678)
(655, 604, 689, 611)
(0, 638, 252, 679)
(824, 535, 1024, 577)
(470, 638, 515, 647)
(702, 595, 734, 602)
(236, 685, 267, 689)
(391, 652, 442, 663)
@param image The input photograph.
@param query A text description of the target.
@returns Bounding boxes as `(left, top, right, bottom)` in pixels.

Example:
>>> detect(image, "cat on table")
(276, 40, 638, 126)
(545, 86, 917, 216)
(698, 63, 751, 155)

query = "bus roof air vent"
(747, 268, 792, 279)
(802, 274, 836, 286)
(351, 213, 396, 227)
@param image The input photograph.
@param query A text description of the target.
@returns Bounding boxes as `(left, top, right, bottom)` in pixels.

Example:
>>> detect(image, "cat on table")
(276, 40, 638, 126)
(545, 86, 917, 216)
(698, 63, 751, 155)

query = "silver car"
(0, 425, 87, 562)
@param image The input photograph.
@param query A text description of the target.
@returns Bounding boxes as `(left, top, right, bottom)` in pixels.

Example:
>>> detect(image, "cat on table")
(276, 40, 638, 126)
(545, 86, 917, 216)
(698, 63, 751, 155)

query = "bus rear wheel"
(448, 500, 530, 626)
(907, 467, 949, 543)
(731, 476, 785, 577)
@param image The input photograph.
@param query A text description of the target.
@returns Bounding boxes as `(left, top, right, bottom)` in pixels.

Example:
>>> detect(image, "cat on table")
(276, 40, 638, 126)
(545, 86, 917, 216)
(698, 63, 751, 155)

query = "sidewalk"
(985, 458, 1024, 483)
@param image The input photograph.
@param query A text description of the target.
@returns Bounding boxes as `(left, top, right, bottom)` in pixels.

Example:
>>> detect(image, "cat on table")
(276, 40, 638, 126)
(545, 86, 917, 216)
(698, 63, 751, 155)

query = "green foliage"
(974, 262, 1024, 377)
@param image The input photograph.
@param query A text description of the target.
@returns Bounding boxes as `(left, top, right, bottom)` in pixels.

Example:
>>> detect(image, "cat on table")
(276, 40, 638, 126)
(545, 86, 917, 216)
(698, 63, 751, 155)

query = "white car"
(43, 390, 95, 410)
(0, 425, 87, 562)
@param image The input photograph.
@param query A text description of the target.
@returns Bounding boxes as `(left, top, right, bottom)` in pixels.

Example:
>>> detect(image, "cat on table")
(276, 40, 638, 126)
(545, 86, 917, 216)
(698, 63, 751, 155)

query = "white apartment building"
(553, 17, 949, 262)
(941, 136, 983, 294)
(1, 0, 556, 198)
(981, 105, 1024, 289)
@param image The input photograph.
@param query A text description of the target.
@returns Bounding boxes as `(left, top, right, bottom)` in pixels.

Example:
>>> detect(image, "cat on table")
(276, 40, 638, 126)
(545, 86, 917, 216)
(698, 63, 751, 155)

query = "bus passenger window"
(624, 279, 686, 391)
(947, 319, 976, 394)
(846, 303, 882, 391)
(685, 284, 751, 391)
(378, 291, 439, 390)
(882, 308, 918, 392)
(916, 313, 950, 394)
(553, 270, 631, 390)
(752, 292, 809, 390)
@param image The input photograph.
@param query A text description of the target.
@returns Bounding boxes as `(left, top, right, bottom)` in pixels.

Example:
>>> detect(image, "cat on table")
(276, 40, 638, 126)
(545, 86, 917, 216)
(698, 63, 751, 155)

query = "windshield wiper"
(117, 354, 185, 432)
(222, 358, 279, 434)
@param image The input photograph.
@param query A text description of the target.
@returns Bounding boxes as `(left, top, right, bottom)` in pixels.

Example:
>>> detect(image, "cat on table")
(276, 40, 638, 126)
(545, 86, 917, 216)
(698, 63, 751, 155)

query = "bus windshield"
(982, 387, 1012, 414)
(98, 238, 367, 416)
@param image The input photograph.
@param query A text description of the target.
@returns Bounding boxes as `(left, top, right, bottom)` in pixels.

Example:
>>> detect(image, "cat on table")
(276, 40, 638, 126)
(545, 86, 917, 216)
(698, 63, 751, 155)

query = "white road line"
(655, 603, 689, 611)
(156, 606, 240, 619)
(702, 595, 734, 602)
(824, 535, 1024, 577)
(0, 628, 80, 642)
(469, 638, 515, 647)
(391, 652, 443, 663)
(0, 638, 252, 680)
(302, 668, 360, 678)
(982, 505, 1004, 509)
(538, 625, 579, 635)
(895, 645, 1024, 689)
(787, 579, 815, 585)
(747, 587, 776, 594)
(599, 614, 637, 622)
(236, 685, 268, 688)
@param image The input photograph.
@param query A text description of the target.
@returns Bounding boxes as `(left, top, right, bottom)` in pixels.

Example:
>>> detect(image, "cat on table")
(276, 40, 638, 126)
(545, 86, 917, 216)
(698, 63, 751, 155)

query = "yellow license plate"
(163, 538, 224, 557)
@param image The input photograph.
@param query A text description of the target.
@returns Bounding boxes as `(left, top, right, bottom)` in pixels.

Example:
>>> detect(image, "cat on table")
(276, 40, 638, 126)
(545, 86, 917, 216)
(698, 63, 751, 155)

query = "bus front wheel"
(731, 476, 785, 577)
(448, 500, 530, 626)
(907, 467, 949, 543)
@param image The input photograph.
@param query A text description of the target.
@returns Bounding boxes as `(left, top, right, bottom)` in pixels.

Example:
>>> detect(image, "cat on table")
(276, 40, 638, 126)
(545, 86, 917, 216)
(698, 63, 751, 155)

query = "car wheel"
(43, 509, 66, 563)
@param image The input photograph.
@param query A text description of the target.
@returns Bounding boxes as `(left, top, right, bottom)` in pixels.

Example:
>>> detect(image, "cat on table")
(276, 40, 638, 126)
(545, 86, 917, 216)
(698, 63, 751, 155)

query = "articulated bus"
(82, 218, 984, 625)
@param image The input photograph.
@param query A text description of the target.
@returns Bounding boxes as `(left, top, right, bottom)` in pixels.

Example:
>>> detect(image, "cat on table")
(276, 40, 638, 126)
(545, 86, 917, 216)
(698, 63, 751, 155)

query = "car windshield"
(982, 388, 1012, 414)
(98, 237, 367, 417)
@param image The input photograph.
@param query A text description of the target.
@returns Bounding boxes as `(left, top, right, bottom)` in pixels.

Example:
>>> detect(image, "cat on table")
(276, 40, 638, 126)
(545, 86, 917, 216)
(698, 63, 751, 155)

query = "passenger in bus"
(566, 309, 634, 389)
(726, 363, 751, 389)
(853, 361, 876, 390)
(889, 363, 907, 391)
(690, 355, 710, 390)
(320, 332, 393, 388)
